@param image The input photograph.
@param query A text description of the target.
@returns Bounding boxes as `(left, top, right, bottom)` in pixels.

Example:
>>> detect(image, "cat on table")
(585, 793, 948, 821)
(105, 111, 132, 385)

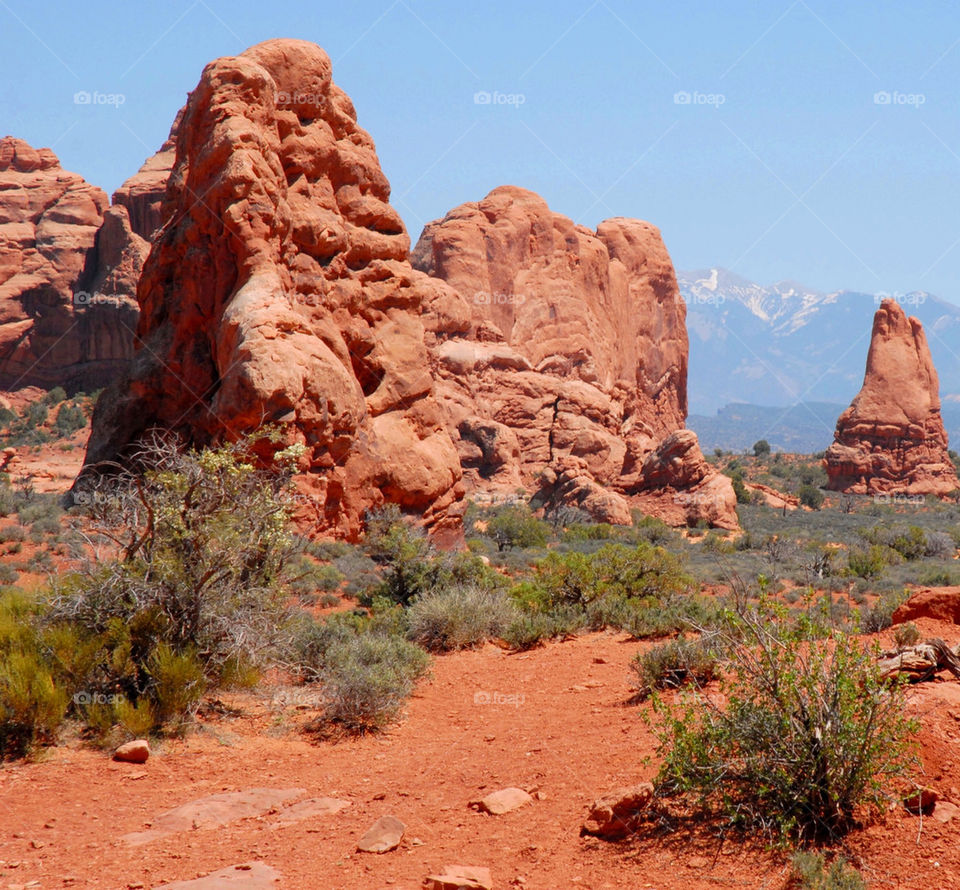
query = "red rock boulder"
(825, 299, 959, 495)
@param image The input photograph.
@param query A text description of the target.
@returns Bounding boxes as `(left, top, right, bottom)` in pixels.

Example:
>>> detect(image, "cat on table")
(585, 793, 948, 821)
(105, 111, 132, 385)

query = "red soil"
(2, 625, 959, 889)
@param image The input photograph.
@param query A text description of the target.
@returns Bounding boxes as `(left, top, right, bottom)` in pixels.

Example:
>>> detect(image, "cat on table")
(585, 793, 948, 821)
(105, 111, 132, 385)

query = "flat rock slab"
(156, 861, 280, 888)
(270, 797, 350, 827)
(426, 865, 493, 890)
(478, 787, 532, 815)
(123, 788, 305, 845)
(357, 814, 405, 853)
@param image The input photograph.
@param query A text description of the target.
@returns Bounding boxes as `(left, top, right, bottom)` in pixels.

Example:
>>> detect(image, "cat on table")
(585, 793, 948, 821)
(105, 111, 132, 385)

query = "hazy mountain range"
(680, 268, 960, 453)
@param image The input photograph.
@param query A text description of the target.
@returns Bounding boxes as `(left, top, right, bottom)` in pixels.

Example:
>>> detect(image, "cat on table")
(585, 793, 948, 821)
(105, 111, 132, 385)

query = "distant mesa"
(824, 298, 960, 496)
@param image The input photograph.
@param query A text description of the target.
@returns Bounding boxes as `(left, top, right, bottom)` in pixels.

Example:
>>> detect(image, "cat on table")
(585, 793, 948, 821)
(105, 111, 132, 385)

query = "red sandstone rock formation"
(825, 299, 959, 496)
(0, 136, 138, 392)
(413, 186, 737, 528)
(83, 39, 464, 538)
(112, 111, 180, 240)
(81, 40, 735, 535)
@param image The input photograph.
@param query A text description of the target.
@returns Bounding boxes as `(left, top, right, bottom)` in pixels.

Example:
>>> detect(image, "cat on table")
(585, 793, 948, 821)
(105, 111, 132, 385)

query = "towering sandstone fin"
(825, 298, 959, 495)
(82, 39, 464, 537)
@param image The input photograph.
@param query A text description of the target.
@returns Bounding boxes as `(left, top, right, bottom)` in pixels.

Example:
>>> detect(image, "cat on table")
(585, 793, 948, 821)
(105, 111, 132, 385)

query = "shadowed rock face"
(80, 39, 735, 535)
(414, 186, 737, 529)
(825, 298, 959, 495)
(112, 111, 181, 241)
(0, 136, 139, 392)
(83, 39, 464, 538)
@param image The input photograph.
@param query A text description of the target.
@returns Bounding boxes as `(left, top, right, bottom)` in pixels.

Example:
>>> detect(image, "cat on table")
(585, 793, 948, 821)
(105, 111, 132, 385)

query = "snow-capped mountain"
(680, 268, 960, 417)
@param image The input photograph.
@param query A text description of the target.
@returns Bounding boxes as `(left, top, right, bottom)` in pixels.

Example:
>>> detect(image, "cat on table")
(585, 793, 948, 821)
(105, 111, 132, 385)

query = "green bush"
(525, 543, 692, 610)
(0, 592, 69, 758)
(313, 632, 429, 735)
(730, 472, 751, 505)
(789, 851, 866, 890)
(501, 606, 586, 650)
(798, 484, 824, 510)
(485, 504, 549, 551)
(53, 402, 87, 437)
(846, 545, 892, 580)
(651, 600, 917, 843)
(753, 439, 771, 457)
(860, 590, 909, 633)
(44, 434, 302, 735)
(406, 585, 517, 652)
(631, 636, 719, 701)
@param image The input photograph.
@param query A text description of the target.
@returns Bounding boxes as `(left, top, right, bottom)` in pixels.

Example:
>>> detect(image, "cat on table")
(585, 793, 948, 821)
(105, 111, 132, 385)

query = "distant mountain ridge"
(679, 268, 960, 418)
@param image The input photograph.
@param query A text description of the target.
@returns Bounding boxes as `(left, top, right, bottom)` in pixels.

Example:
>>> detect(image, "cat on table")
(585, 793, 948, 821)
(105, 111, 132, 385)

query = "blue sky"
(3, 0, 960, 300)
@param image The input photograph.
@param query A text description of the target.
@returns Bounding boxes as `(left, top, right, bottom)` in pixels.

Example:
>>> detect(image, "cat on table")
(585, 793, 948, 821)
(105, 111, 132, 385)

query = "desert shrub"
(563, 522, 617, 542)
(363, 507, 500, 606)
(501, 606, 586, 650)
(860, 589, 909, 633)
(918, 566, 955, 586)
(49, 434, 302, 730)
(148, 643, 206, 729)
(846, 545, 893, 580)
(307, 540, 351, 560)
(618, 595, 723, 640)
(924, 531, 955, 559)
(0, 526, 25, 544)
(53, 402, 87, 437)
(730, 472, 751, 505)
(631, 515, 678, 546)
(313, 632, 429, 735)
(0, 592, 70, 758)
(651, 600, 917, 843)
(45, 387, 67, 405)
(406, 585, 517, 652)
(703, 530, 734, 554)
(753, 439, 771, 457)
(798, 484, 824, 510)
(789, 851, 866, 890)
(631, 636, 720, 700)
(17, 496, 63, 527)
(525, 543, 692, 610)
(485, 504, 549, 551)
(860, 524, 927, 561)
(893, 622, 921, 648)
